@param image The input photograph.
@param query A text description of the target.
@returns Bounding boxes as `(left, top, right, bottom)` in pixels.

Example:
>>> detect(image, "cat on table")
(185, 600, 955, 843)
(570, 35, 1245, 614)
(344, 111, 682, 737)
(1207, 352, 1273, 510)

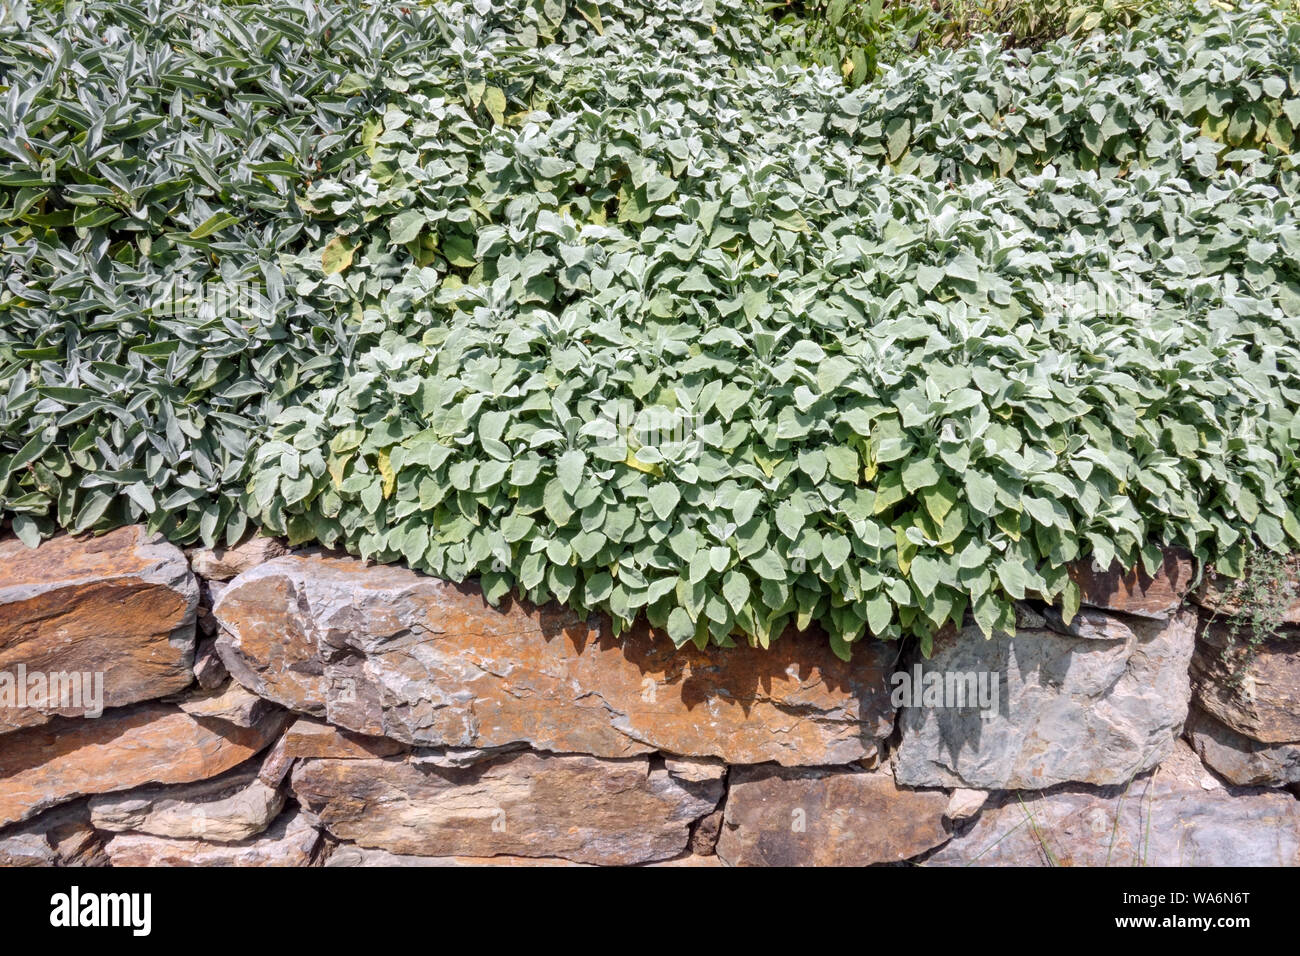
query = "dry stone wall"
(1, 527, 1297, 866)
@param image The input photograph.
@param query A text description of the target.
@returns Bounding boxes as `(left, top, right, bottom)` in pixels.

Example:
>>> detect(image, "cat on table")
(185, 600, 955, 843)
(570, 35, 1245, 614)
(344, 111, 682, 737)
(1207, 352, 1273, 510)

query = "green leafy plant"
(0, 0, 420, 545)
(765, 0, 943, 86)
(2, 0, 1300, 660)
(852, 6, 1300, 182)
(763, 0, 1180, 82)
(941, 0, 1177, 47)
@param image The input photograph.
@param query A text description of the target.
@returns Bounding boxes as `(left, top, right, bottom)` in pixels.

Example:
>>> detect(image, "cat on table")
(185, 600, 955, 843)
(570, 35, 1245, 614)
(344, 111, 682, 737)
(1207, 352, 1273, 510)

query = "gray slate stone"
(88, 762, 285, 842)
(1185, 706, 1300, 788)
(923, 742, 1300, 866)
(893, 611, 1196, 789)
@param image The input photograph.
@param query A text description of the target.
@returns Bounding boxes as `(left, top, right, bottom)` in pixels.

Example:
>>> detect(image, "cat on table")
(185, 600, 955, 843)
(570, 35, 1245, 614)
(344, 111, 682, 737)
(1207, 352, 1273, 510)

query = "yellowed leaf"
(321, 236, 356, 275)
(622, 447, 662, 477)
(378, 450, 395, 498)
(328, 452, 352, 490)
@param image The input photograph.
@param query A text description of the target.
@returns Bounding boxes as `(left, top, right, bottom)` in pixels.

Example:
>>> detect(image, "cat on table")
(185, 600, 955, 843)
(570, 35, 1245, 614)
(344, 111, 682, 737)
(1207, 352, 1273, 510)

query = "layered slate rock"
(1190, 622, 1300, 744)
(291, 751, 722, 865)
(102, 808, 319, 866)
(924, 743, 1300, 866)
(192, 637, 229, 690)
(0, 800, 106, 867)
(0, 526, 198, 731)
(187, 536, 286, 582)
(944, 788, 989, 823)
(256, 735, 295, 788)
(647, 853, 727, 867)
(1042, 605, 1141, 642)
(0, 830, 56, 866)
(715, 764, 950, 866)
(892, 611, 1196, 789)
(1067, 549, 1195, 619)
(0, 702, 288, 826)
(88, 763, 285, 842)
(175, 681, 277, 729)
(280, 716, 410, 760)
(215, 554, 895, 766)
(1185, 707, 1300, 787)
(324, 845, 586, 867)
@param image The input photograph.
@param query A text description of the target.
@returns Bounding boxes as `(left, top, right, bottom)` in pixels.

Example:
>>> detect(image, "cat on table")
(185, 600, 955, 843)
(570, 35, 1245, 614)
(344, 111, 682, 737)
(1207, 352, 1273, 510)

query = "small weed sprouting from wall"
(1212, 551, 1298, 692)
